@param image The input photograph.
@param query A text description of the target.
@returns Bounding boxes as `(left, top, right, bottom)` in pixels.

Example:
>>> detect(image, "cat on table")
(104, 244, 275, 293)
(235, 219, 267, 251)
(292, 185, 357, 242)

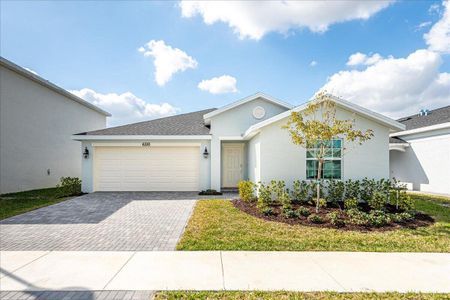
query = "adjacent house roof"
(77, 108, 216, 136)
(0, 57, 111, 117)
(203, 92, 292, 123)
(396, 105, 450, 130)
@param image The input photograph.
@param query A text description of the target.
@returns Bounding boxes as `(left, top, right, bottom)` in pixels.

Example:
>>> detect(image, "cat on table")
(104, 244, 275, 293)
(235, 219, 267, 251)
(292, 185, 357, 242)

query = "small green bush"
(398, 194, 414, 211)
(391, 212, 414, 223)
(238, 180, 256, 202)
(346, 208, 369, 226)
(280, 191, 292, 210)
(368, 191, 387, 211)
(344, 179, 360, 200)
(327, 211, 345, 227)
(297, 206, 311, 217)
(317, 198, 327, 209)
(367, 210, 391, 227)
(257, 182, 272, 210)
(308, 214, 324, 224)
(261, 207, 274, 216)
(291, 180, 309, 203)
(326, 180, 345, 205)
(283, 209, 299, 219)
(56, 177, 81, 198)
(344, 198, 358, 210)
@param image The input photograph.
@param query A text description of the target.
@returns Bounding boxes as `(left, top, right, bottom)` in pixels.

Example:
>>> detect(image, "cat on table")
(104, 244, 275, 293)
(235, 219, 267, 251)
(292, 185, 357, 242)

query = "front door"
(222, 144, 244, 188)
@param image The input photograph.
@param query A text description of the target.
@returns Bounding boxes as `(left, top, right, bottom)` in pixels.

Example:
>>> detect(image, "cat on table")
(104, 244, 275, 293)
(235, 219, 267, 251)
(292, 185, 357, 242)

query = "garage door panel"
(94, 146, 200, 191)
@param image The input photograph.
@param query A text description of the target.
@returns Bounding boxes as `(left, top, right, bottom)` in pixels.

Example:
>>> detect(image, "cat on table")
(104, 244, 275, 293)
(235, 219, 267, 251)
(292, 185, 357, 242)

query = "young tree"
(283, 91, 374, 213)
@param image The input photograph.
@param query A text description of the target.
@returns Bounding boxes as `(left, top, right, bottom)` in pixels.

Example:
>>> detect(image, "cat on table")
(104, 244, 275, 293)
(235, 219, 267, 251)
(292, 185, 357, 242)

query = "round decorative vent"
(253, 106, 266, 119)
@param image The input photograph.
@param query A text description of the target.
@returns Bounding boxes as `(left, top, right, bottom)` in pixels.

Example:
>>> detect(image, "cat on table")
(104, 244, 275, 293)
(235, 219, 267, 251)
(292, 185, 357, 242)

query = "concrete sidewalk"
(1, 251, 449, 293)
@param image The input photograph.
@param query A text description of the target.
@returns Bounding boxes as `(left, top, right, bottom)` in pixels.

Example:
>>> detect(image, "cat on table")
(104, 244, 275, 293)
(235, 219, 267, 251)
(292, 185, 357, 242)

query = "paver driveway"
(0, 192, 234, 251)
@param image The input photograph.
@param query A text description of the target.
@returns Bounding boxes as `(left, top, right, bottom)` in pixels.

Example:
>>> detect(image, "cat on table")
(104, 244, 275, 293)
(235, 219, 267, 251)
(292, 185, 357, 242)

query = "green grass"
(177, 194, 450, 252)
(155, 291, 450, 300)
(0, 187, 72, 220)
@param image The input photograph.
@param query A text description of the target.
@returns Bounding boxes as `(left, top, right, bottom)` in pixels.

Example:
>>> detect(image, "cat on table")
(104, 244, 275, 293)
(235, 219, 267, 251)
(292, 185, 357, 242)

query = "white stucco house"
(389, 106, 450, 195)
(0, 57, 110, 194)
(73, 92, 405, 193)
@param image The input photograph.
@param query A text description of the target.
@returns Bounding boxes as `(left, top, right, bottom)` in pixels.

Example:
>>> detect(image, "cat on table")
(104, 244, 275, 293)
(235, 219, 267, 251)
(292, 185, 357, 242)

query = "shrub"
(284, 209, 299, 219)
(292, 180, 309, 203)
(308, 213, 324, 224)
(280, 191, 292, 210)
(270, 180, 286, 204)
(368, 191, 387, 211)
(391, 212, 414, 223)
(56, 177, 81, 198)
(261, 207, 274, 216)
(238, 180, 256, 202)
(346, 208, 369, 226)
(398, 193, 414, 211)
(344, 179, 360, 200)
(297, 206, 311, 217)
(257, 182, 272, 210)
(327, 211, 345, 227)
(344, 198, 359, 210)
(318, 198, 327, 209)
(310, 181, 323, 200)
(367, 210, 391, 227)
(326, 180, 345, 205)
(360, 178, 376, 202)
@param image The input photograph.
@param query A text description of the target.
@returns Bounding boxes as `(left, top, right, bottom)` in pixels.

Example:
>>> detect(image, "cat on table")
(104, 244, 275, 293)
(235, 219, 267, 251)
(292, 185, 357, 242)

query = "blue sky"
(1, 1, 449, 126)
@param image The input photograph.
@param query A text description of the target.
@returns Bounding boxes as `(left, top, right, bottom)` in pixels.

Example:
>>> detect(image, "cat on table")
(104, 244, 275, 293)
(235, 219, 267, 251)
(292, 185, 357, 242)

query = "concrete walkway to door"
(1, 251, 449, 293)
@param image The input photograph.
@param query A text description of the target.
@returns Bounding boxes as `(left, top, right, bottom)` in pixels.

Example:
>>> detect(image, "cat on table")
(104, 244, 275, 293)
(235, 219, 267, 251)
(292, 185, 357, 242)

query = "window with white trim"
(306, 139, 342, 179)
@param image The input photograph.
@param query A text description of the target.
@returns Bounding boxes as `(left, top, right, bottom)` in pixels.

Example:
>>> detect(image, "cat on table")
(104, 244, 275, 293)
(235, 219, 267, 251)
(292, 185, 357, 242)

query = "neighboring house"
(73, 92, 404, 193)
(0, 57, 110, 194)
(389, 106, 450, 195)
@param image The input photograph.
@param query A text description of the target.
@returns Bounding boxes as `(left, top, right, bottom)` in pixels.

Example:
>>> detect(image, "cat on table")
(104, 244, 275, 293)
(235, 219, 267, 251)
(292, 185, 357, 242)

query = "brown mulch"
(232, 199, 434, 232)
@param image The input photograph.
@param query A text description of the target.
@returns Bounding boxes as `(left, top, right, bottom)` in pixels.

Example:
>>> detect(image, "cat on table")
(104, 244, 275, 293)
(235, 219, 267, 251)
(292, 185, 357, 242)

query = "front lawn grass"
(0, 187, 72, 220)
(177, 194, 450, 252)
(155, 291, 449, 300)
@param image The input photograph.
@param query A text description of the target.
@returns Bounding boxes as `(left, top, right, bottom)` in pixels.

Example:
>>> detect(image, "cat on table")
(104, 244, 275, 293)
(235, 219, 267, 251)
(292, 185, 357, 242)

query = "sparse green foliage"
(368, 210, 391, 227)
(283, 209, 299, 219)
(280, 191, 292, 210)
(344, 198, 359, 210)
(291, 180, 309, 203)
(238, 180, 256, 202)
(344, 179, 360, 200)
(261, 207, 274, 216)
(283, 91, 374, 213)
(297, 206, 311, 217)
(346, 208, 369, 226)
(327, 211, 346, 227)
(56, 177, 82, 198)
(369, 191, 388, 211)
(257, 182, 272, 211)
(308, 213, 324, 224)
(326, 180, 345, 205)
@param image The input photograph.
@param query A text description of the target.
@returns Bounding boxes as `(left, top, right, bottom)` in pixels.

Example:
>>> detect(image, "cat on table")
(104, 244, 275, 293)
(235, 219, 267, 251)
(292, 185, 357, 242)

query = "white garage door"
(94, 146, 200, 191)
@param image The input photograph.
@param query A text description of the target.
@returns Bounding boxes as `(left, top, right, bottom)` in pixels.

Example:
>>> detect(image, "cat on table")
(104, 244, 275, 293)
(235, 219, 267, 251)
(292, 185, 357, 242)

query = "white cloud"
(24, 67, 38, 75)
(180, 1, 392, 40)
(424, 0, 450, 53)
(415, 21, 432, 31)
(346, 52, 383, 66)
(70, 88, 180, 126)
(198, 75, 237, 94)
(310, 60, 318, 67)
(322, 49, 450, 118)
(139, 40, 198, 86)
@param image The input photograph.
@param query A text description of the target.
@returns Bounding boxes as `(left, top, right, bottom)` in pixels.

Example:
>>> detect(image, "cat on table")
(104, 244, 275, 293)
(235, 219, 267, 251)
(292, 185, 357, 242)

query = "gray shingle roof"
(397, 105, 450, 130)
(78, 108, 216, 135)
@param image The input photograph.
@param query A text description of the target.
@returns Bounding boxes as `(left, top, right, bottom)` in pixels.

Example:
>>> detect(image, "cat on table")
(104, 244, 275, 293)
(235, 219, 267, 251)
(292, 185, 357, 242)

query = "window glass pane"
(333, 139, 341, 148)
(333, 149, 341, 158)
(324, 148, 333, 157)
(306, 150, 316, 158)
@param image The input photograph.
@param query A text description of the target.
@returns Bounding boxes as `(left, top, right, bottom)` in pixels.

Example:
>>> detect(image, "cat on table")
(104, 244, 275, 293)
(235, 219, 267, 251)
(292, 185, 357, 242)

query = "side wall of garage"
(81, 139, 211, 193)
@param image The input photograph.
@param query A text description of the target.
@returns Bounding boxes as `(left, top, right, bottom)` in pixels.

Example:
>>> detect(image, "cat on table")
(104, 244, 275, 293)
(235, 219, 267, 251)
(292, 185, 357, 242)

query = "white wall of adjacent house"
(248, 105, 391, 190)
(80, 139, 211, 193)
(390, 128, 450, 195)
(0, 65, 107, 194)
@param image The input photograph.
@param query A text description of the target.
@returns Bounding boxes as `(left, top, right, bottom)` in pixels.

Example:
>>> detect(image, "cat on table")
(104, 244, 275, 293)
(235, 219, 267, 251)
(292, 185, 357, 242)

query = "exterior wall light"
(83, 147, 90, 159)
(203, 146, 209, 159)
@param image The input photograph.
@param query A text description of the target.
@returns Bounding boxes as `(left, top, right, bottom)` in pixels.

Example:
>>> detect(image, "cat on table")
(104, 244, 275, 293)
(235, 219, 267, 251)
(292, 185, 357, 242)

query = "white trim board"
(203, 92, 292, 123)
(92, 142, 201, 147)
(390, 122, 450, 137)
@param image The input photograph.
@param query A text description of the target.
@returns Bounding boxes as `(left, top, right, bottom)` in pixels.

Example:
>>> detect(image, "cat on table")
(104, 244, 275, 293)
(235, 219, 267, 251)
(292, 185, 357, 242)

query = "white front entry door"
(222, 144, 244, 188)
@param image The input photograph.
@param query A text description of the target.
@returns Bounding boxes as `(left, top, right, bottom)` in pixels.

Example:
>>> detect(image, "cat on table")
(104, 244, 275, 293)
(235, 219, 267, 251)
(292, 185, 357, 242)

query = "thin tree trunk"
(316, 159, 322, 213)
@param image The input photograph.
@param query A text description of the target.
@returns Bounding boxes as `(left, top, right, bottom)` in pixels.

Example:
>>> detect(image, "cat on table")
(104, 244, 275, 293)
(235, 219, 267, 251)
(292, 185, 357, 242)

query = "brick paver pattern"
(0, 192, 214, 251)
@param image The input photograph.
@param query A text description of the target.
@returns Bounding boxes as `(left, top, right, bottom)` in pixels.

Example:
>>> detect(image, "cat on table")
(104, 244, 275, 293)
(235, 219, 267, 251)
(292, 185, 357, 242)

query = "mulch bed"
(232, 199, 434, 232)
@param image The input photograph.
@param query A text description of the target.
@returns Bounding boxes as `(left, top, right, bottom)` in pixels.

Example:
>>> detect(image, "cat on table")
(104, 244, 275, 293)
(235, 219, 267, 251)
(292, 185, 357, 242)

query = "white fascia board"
(72, 135, 212, 141)
(0, 57, 111, 117)
(243, 95, 405, 138)
(203, 92, 293, 122)
(389, 122, 450, 137)
(219, 136, 244, 141)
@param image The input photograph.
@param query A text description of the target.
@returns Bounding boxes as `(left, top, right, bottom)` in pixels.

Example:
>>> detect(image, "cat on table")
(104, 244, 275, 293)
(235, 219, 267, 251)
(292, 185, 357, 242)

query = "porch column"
(210, 136, 221, 191)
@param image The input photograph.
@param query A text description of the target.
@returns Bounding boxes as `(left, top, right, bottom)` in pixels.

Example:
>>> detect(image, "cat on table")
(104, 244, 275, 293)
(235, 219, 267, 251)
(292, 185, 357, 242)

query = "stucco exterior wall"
(390, 128, 450, 195)
(80, 139, 211, 193)
(251, 105, 391, 189)
(208, 97, 289, 190)
(0, 66, 107, 193)
(247, 134, 261, 183)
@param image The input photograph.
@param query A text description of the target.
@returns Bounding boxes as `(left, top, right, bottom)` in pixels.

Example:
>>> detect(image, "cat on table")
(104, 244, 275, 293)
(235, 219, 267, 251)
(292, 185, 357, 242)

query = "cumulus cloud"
(310, 60, 318, 67)
(424, 0, 450, 53)
(346, 52, 383, 66)
(71, 88, 179, 126)
(139, 40, 198, 86)
(198, 75, 238, 94)
(322, 49, 450, 118)
(180, 1, 392, 40)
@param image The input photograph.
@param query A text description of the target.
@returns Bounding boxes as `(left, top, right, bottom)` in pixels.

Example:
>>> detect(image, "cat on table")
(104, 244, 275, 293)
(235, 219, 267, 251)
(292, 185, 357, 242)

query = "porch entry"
(222, 143, 244, 188)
